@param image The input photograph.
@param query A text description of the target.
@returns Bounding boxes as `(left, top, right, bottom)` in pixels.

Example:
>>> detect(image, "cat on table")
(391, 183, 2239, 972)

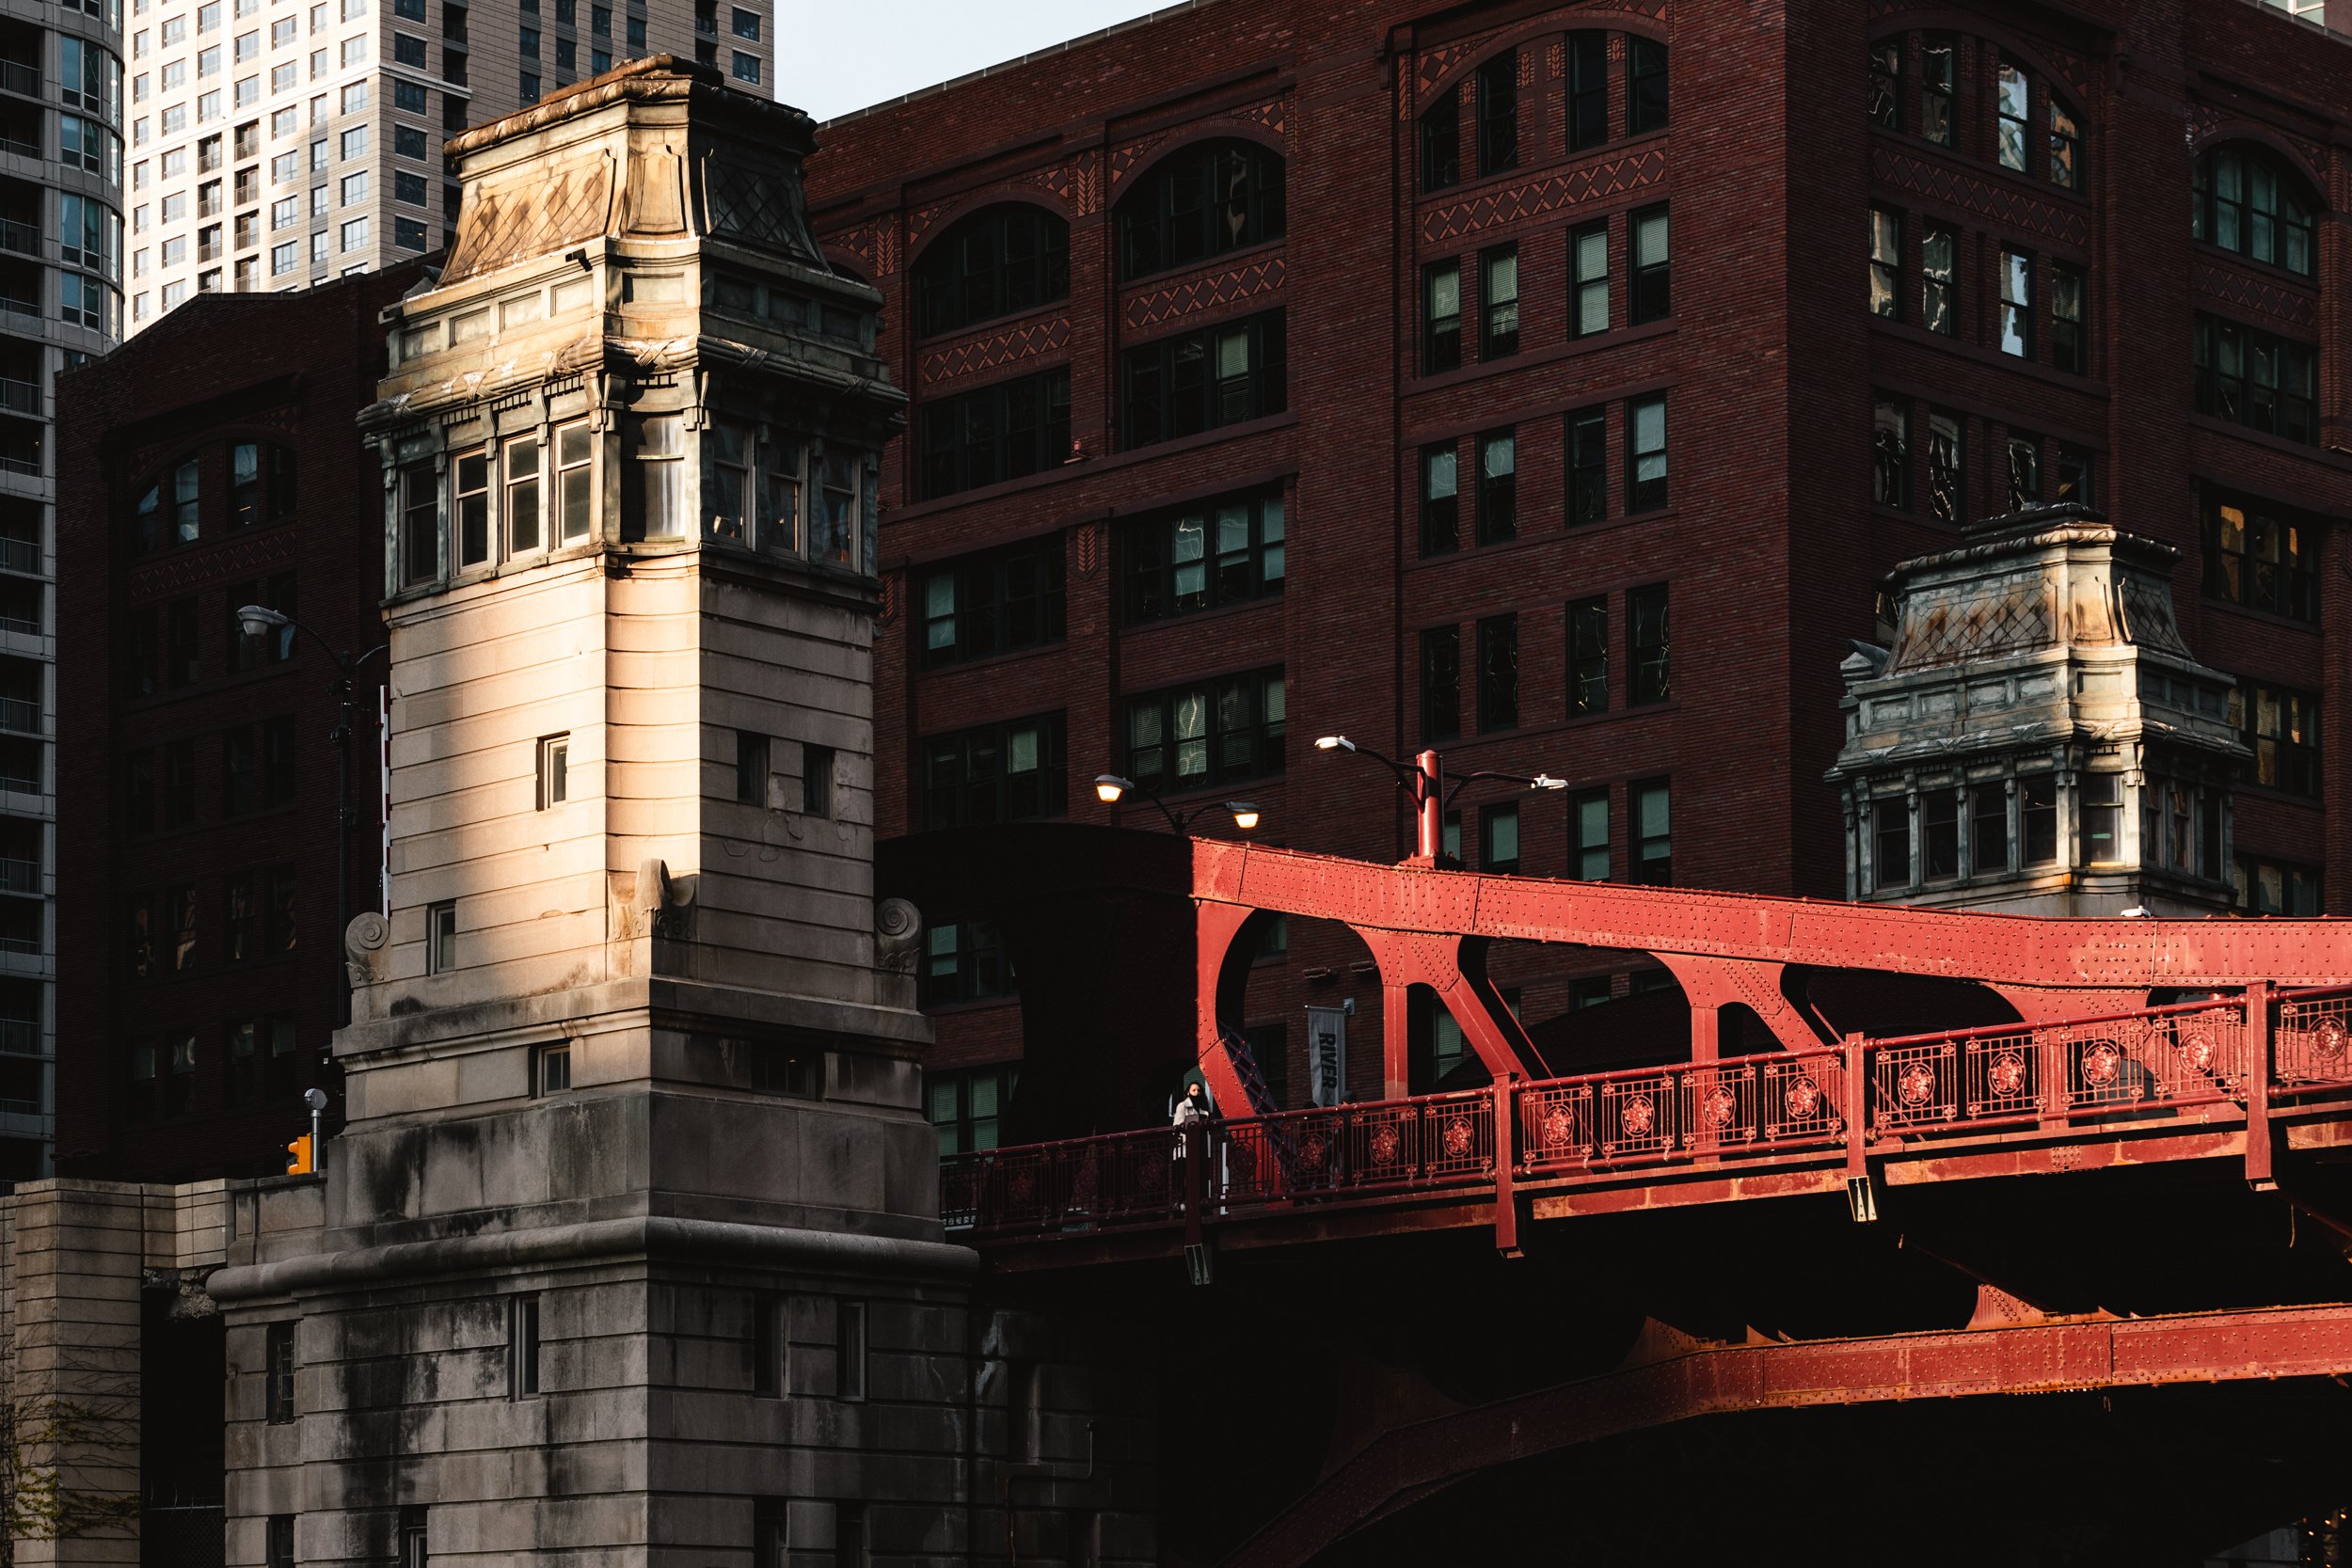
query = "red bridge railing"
(941, 988, 2352, 1242)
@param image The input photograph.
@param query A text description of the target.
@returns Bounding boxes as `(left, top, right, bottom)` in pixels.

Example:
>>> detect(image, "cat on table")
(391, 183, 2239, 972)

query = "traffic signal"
(285, 1134, 313, 1175)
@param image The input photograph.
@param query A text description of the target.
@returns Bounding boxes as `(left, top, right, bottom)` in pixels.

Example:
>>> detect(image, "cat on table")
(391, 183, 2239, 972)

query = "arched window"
(132, 455, 199, 554)
(2048, 93, 2082, 189)
(1117, 139, 1285, 281)
(911, 203, 1070, 339)
(2194, 144, 2318, 278)
(229, 441, 296, 529)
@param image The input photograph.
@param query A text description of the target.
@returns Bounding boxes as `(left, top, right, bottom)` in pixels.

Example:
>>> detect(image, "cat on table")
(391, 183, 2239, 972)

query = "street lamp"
(1093, 773, 1263, 836)
(236, 605, 388, 1025)
(1312, 735, 1565, 863)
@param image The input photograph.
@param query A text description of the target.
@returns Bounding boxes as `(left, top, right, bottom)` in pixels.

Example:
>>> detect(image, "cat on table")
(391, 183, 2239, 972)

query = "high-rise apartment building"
(0, 0, 128, 1178)
(119, 0, 768, 330)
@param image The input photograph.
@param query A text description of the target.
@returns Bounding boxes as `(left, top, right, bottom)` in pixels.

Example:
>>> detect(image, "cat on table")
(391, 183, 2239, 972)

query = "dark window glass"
(1927, 410, 1963, 524)
(1566, 408, 1606, 525)
(1418, 87, 1458, 192)
(266, 1321, 295, 1422)
(802, 743, 833, 818)
(1627, 36, 1667, 134)
(2193, 312, 2318, 445)
(922, 920, 1012, 1006)
(2080, 771, 2122, 863)
(1566, 32, 1607, 152)
(1567, 596, 1607, 714)
(1116, 139, 1284, 281)
(923, 535, 1066, 663)
(1422, 260, 1460, 374)
(1873, 397, 1910, 509)
(1627, 396, 1667, 514)
(1922, 788, 1961, 879)
(1569, 220, 1609, 337)
(919, 714, 1067, 831)
(1631, 779, 1671, 885)
(2203, 499, 2315, 623)
(1420, 628, 1459, 743)
(2194, 147, 2315, 278)
(1629, 205, 1669, 323)
(736, 731, 769, 806)
(1474, 430, 1516, 544)
(912, 204, 1070, 338)
(1123, 671, 1284, 794)
(1999, 248, 2033, 358)
(1480, 801, 1520, 875)
(1628, 583, 1668, 705)
(2051, 262, 2087, 373)
(2055, 446, 2093, 507)
(917, 368, 1071, 500)
(1474, 51, 1518, 176)
(1480, 243, 1518, 358)
(1420, 444, 1458, 557)
(1971, 784, 2010, 875)
(1996, 58, 2029, 172)
(2235, 855, 2324, 918)
(1570, 788, 1609, 879)
(1921, 222, 1956, 334)
(1476, 613, 1517, 733)
(2005, 433, 2042, 512)
(2231, 679, 2321, 798)
(1868, 38, 1901, 131)
(1123, 494, 1282, 624)
(2020, 774, 2058, 864)
(1867, 205, 1900, 319)
(2049, 96, 2082, 189)
(928, 1064, 1020, 1154)
(1119, 310, 1285, 450)
(1920, 32, 1957, 147)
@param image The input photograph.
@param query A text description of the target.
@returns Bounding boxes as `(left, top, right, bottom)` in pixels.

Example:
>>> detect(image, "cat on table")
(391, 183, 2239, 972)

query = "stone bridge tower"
(202, 59, 1032, 1564)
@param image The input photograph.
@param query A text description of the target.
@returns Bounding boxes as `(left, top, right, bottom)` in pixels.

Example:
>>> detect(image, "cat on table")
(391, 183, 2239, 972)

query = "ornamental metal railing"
(944, 989, 2348, 1240)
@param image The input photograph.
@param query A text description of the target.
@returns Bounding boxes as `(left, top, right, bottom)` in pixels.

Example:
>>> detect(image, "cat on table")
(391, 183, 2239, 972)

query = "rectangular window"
(1920, 223, 1956, 335)
(1628, 35, 1668, 134)
(1422, 261, 1460, 375)
(923, 920, 1012, 1006)
(266, 1516, 294, 1568)
(2050, 262, 2086, 373)
(1996, 58, 2028, 172)
(1476, 613, 1517, 733)
(1566, 408, 1606, 526)
(1124, 671, 1284, 794)
(1420, 627, 1460, 743)
(1571, 788, 1609, 879)
(1474, 430, 1516, 544)
(502, 436, 543, 556)
(2203, 499, 2316, 623)
(533, 1040, 570, 1096)
(753, 1498, 787, 1568)
(1569, 221, 1609, 338)
(1971, 784, 2010, 875)
(1418, 86, 1458, 192)
(1119, 310, 1284, 451)
(1480, 244, 1518, 358)
(2080, 771, 2122, 864)
(2022, 774, 2058, 864)
(735, 731, 770, 808)
(928, 1064, 1019, 1155)
(623, 414, 684, 540)
(1631, 780, 1671, 886)
(1629, 206, 1669, 324)
(1481, 801, 1520, 875)
(704, 423, 753, 545)
(1868, 205, 1901, 319)
(1873, 396, 1911, 510)
(1419, 444, 1458, 557)
(2193, 313, 2318, 445)
(453, 449, 490, 568)
(1918, 32, 1957, 145)
(1475, 50, 1517, 175)
(802, 742, 834, 818)
(1628, 583, 1669, 705)
(2232, 679, 2321, 798)
(1921, 788, 1961, 880)
(1998, 248, 2033, 358)
(1552, 27, 1605, 150)
(836, 1301, 866, 1402)
(1874, 795, 1912, 890)
(2235, 855, 2324, 918)
(814, 453, 858, 570)
(393, 31, 425, 66)
(1567, 595, 1608, 714)
(426, 900, 456, 974)
(929, 535, 1068, 659)
(1627, 395, 1667, 514)
(1869, 38, 1901, 130)
(1927, 410, 1963, 524)
(537, 734, 568, 810)
(555, 422, 594, 544)
(266, 1321, 295, 1422)
(751, 1291, 784, 1396)
(915, 368, 1072, 501)
(509, 1294, 541, 1398)
(920, 716, 1066, 831)
(1122, 496, 1279, 626)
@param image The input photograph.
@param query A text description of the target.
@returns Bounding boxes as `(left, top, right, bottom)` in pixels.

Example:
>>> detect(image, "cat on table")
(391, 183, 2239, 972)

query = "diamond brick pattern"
(2195, 258, 2319, 331)
(823, 220, 900, 280)
(706, 158, 818, 263)
(1871, 146, 2090, 249)
(916, 317, 1072, 386)
(127, 530, 296, 599)
(1122, 256, 1284, 332)
(1420, 146, 1664, 246)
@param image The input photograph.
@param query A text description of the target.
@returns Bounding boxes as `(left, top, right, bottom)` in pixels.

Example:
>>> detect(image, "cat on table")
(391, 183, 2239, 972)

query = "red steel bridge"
(926, 839, 2352, 1563)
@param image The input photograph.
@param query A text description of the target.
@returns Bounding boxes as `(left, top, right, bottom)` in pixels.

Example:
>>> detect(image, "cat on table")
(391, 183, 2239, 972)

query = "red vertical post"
(2246, 978, 2275, 1189)
(1416, 749, 1443, 860)
(1492, 1075, 1518, 1255)
(1844, 1033, 1867, 1184)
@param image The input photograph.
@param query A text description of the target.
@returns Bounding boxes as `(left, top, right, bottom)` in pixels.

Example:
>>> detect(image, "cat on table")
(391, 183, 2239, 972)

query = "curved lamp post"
(1093, 774, 1262, 836)
(1312, 736, 1563, 862)
(236, 604, 388, 1025)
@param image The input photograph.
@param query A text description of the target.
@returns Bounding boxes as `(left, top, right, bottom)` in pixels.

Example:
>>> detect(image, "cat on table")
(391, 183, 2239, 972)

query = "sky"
(774, 1, 1178, 121)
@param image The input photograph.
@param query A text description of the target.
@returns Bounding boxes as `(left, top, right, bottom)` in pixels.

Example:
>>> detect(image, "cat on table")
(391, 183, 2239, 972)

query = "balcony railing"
(0, 378, 38, 418)
(0, 218, 35, 258)
(0, 63, 36, 100)
(0, 1019, 38, 1055)
(0, 453, 38, 478)
(0, 698, 38, 734)
(0, 858, 40, 895)
(0, 296, 36, 319)
(0, 933, 41, 956)
(0, 538, 36, 575)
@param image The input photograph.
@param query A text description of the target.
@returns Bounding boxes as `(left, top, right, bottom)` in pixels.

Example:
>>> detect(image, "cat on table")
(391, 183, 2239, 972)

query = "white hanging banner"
(1304, 1006, 1348, 1107)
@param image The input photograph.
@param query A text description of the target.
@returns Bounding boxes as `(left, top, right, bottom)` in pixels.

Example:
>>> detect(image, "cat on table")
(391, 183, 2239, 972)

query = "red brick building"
(802, 0, 2352, 1131)
(54, 267, 421, 1180)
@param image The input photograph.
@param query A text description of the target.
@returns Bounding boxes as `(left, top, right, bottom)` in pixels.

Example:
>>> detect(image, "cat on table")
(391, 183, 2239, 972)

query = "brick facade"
(54, 267, 423, 1180)
(803, 0, 2352, 1109)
